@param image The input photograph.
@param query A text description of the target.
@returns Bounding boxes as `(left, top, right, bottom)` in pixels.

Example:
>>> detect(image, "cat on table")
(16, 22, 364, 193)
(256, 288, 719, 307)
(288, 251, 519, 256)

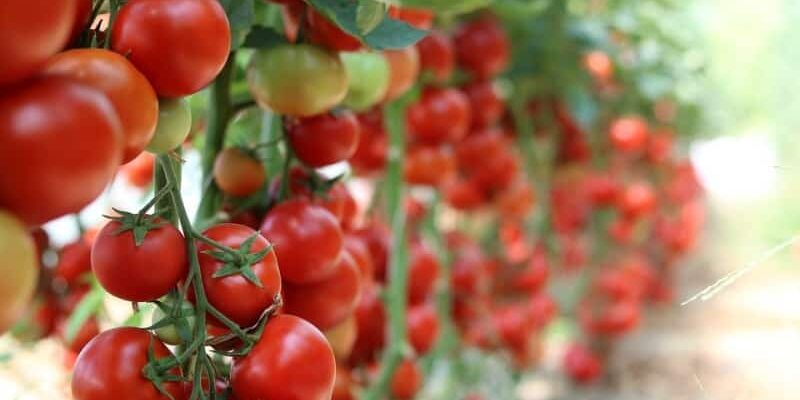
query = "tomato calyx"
(141, 337, 184, 400)
(148, 300, 196, 345)
(201, 234, 274, 288)
(106, 210, 169, 247)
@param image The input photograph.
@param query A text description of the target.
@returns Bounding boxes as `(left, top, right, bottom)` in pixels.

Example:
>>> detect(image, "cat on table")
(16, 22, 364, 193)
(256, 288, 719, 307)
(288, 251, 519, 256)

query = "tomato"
(407, 241, 440, 305)
(260, 199, 343, 284)
(344, 235, 375, 281)
(455, 129, 505, 174)
(579, 297, 641, 336)
(471, 147, 519, 193)
(407, 87, 471, 144)
(617, 181, 656, 218)
(647, 129, 674, 164)
(53, 240, 92, 288)
(404, 144, 456, 187)
(306, 7, 362, 51)
(0, 0, 74, 86)
(324, 315, 357, 361)
(492, 304, 535, 349)
(231, 315, 336, 400)
(350, 223, 390, 281)
(198, 224, 281, 328)
(583, 50, 614, 82)
(332, 364, 357, 400)
(111, 0, 231, 97)
(407, 304, 439, 355)
(445, 177, 486, 210)
(390, 358, 422, 400)
(388, 6, 434, 29)
(349, 108, 388, 175)
(383, 46, 420, 101)
(527, 293, 558, 329)
(0, 211, 37, 334)
(609, 116, 649, 153)
(147, 98, 192, 154)
(584, 172, 620, 206)
(152, 301, 195, 346)
(120, 152, 156, 189)
(451, 250, 488, 296)
(341, 51, 390, 111)
(0, 78, 122, 226)
(248, 44, 348, 117)
(497, 181, 536, 219)
(454, 18, 509, 79)
(92, 217, 187, 302)
(214, 148, 266, 197)
(417, 31, 455, 82)
(72, 327, 185, 400)
(283, 250, 362, 331)
(57, 316, 100, 354)
(348, 282, 386, 364)
(42, 49, 158, 163)
(563, 343, 603, 384)
(513, 247, 549, 293)
(69, 0, 93, 44)
(287, 111, 361, 168)
(462, 80, 505, 129)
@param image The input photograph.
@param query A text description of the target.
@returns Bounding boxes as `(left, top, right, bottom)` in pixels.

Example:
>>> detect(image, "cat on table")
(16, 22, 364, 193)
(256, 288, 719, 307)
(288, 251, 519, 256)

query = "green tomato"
(247, 44, 348, 117)
(341, 51, 390, 112)
(145, 98, 192, 154)
(152, 301, 195, 345)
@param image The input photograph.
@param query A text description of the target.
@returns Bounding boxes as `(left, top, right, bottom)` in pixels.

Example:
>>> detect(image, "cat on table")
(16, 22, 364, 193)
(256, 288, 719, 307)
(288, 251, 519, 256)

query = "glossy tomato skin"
(463, 80, 505, 129)
(306, 7, 362, 51)
(198, 224, 281, 328)
(349, 108, 388, 176)
(391, 359, 423, 400)
(248, 44, 348, 117)
(609, 116, 649, 153)
(43, 49, 158, 163)
(0, 212, 37, 334)
(111, 0, 231, 97)
(407, 303, 439, 355)
(0, 0, 75, 86)
(383, 46, 420, 101)
(0, 77, 123, 226)
(72, 327, 185, 400)
(213, 148, 266, 197)
(231, 315, 336, 400)
(454, 17, 510, 79)
(407, 87, 471, 145)
(92, 219, 187, 302)
(260, 199, 343, 284)
(282, 251, 362, 331)
(287, 111, 361, 168)
(417, 31, 455, 82)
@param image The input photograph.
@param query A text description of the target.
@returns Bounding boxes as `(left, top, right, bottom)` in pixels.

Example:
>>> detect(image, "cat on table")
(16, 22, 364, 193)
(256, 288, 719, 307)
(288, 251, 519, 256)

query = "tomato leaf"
(64, 284, 104, 344)
(356, 0, 387, 35)
(220, 0, 256, 49)
(242, 26, 288, 49)
(306, 0, 427, 49)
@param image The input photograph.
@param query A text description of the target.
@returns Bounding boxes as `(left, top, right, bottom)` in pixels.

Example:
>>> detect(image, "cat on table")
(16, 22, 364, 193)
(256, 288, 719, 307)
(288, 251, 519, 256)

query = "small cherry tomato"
(146, 98, 192, 154)
(407, 87, 471, 144)
(417, 31, 455, 82)
(213, 148, 266, 197)
(287, 111, 361, 168)
(383, 46, 420, 101)
(341, 51, 390, 112)
(462, 80, 505, 129)
(390, 358, 422, 400)
(454, 18, 509, 79)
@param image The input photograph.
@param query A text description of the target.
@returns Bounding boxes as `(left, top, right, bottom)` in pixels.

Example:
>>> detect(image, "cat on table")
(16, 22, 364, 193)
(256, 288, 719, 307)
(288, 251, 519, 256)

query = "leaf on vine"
(220, 0, 256, 49)
(64, 284, 104, 344)
(356, 1, 387, 35)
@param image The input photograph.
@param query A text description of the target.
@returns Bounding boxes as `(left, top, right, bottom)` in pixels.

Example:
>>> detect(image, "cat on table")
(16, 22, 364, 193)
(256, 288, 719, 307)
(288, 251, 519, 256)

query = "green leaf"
(356, 0, 387, 35)
(221, 0, 256, 49)
(402, 0, 493, 15)
(242, 25, 288, 49)
(64, 285, 104, 344)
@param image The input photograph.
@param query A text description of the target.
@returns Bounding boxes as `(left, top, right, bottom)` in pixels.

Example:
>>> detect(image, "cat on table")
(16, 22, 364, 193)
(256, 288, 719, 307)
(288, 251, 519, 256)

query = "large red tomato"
(111, 0, 231, 97)
(260, 199, 343, 284)
(92, 217, 187, 302)
(198, 224, 282, 327)
(287, 111, 361, 168)
(231, 315, 336, 400)
(0, 0, 75, 86)
(453, 17, 510, 79)
(283, 251, 362, 331)
(407, 87, 471, 145)
(72, 327, 185, 400)
(0, 77, 123, 225)
(43, 49, 159, 163)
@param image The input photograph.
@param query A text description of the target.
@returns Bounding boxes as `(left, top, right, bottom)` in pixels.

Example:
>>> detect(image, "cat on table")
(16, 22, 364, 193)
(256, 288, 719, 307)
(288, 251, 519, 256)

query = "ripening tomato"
(407, 303, 439, 355)
(261, 199, 343, 284)
(416, 31, 455, 82)
(306, 6, 362, 51)
(43, 49, 158, 163)
(454, 18, 509, 79)
(463, 80, 505, 129)
(391, 358, 422, 400)
(146, 98, 192, 154)
(248, 44, 348, 116)
(563, 343, 603, 384)
(0, 0, 75, 86)
(111, 0, 231, 97)
(407, 87, 471, 144)
(388, 6, 434, 29)
(383, 46, 420, 101)
(198, 224, 282, 328)
(348, 282, 386, 364)
(120, 152, 156, 189)
(283, 251, 362, 331)
(287, 111, 361, 168)
(92, 217, 187, 302)
(213, 148, 266, 197)
(72, 327, 185, 400)
(0, 77, 123, 226)
(407, 241, 440, 305)
(341, 51, 390, 112)
(617, 181, 656, 218)
(349, 108, 388, 175)
(609, 116, 649, 153)
(0, 212, 37, 334)
(231, 315, 336, 400)
(404, 145, 457, 187)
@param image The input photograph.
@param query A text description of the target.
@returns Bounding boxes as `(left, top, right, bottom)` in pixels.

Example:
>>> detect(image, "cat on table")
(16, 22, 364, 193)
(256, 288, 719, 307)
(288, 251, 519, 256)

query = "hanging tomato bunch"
(1, 0, 705, 399)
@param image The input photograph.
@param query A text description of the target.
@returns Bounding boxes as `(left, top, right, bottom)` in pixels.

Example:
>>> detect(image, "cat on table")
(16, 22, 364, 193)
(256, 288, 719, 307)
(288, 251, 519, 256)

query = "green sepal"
(106, 209, 169, 247)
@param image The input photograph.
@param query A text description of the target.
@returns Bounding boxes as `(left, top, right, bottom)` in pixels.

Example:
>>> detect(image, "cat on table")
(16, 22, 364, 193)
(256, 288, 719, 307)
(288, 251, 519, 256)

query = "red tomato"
(53, 240, 92, 288)
(445, 177, 487, 211)
(350, 223, 390, 281)
(391, 358, 422, 400)
(512, 247, 549, 293)
(57, 316, 100, 354)
(348, 282, 386, 364)
(287, 111, 361, 168)
(306, 6, 362, 51)
(496, 181, 536, 219)
(120, 152, 156, 189)
(349, 108, 388, 176)
(383, 47, 420, 101)
(579, 297, 641, 336)
(231, 315, 335, 400)
(213, 148, 266, 197)
(455, 128, 506, 174)
(451, 250, 488, 296)
(111, 0, 231, 97)
(92, 218, 187, 302)
(583, 50, 614, 82)
(647, 129, 674, 164)
(43, 49, 158, 163)
(404, 144, 456, 187)
(492, 304, 535, 349)
(407, 87, 471, 144)
(463, 80, 505, 129)
(0, 0, 74, 85)
(260, 199, 343, 284)
(416, 31, 455, 82)
(344, 235, 375, 281)
(0, 77, 123, 225)
(609, 116, 649, 153)
(407, 303, 439, 355)
(528, 293, 558, 328)
(563, 343, 603, 384)
(407, 241, 440, 305)
(454, 18, 509, 79)
(388, 6, 434, 29)
(72, 327, 185, 400)
(332, 364, 357, 400)
(197, 224, 282, 327)
(617, 181, 657, 218)
(283, 251, 362, 331)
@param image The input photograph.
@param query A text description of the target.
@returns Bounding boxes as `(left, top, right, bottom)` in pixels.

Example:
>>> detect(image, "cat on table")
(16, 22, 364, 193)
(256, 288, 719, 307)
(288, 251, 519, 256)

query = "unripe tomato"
(248, 44, 348, 116)
(407, 87, 471, 144)
(287, 111, 361, 168)
(260, 199, 344, 284)
(404, 145, 457, 187)
(609, 116, 649, 153)
(0, 77, 123, 226)
(0, 0, 75, 85)
(563, 343, 603, 384)
(231, 315, 336, 400)
(147, 98, 192, 154)
(0, 211, 37, 334)
(407, 303, 439, 355)
(417, 31, 455, 82)
(463, 80, 505, 129)
(306, 6, 362, 51)
(111, 0, 231, 97)
(383, 46, 420, 101)
(152, 301, 195, 346)
(454, 18, 510, 79)
(341, 51, 390, 111)
(391, 358, 422, 400)
(43, 49, 158, 163)
(213, 148, 266, 197)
